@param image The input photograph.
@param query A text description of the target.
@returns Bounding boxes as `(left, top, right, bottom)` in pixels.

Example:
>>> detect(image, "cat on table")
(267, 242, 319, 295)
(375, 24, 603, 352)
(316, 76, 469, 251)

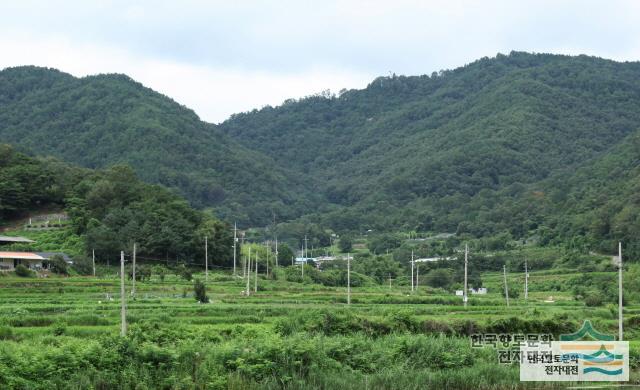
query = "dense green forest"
(0, 66, 320, 225)
(2, 52, 640, 258)
(0, 144, 232, 264)
(220, 52, 640, 257)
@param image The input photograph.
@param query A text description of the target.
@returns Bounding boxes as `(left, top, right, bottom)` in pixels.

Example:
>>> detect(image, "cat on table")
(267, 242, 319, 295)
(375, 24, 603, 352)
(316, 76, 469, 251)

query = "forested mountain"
(219, 52, 640, 255)
(0, 66, 321, 225)
(3, 52, 640, 257)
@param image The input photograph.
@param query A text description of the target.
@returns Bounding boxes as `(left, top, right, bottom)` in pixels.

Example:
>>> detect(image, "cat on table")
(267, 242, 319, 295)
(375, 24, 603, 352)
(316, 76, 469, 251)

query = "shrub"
(52, 322, 66, 336)
(10, 316, 54, 327)
(135, 265, 152, 281)
(15, 264, 33, 277)
(152, 265, 167, 282)
(0, 326, 14, 340)
(585, 292, 603, 307)
(194, 279, 209, 303)
(178, 264, 192, 281)
(397, 335, 476, 369)
(72, 255, 94, 275)
(501, 284, 520, 299)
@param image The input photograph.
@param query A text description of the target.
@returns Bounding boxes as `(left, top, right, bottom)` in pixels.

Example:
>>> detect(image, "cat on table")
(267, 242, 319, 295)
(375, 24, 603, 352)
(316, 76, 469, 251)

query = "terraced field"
(0, 269, 638, 389)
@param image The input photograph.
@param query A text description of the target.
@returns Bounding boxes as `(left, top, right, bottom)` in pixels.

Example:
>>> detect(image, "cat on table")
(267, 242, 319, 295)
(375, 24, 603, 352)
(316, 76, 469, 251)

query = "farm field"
(0, 269, 638, 389)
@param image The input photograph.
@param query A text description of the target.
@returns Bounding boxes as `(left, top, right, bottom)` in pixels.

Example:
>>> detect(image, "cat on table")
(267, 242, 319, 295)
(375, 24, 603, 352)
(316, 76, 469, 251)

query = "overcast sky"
(2, 0, 640, 123)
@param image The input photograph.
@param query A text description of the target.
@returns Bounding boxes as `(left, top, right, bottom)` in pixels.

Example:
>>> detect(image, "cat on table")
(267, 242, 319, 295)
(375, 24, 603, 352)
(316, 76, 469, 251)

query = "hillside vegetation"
(0, 145, 232, 264)
(2, 53, 640, 258)
(220, 52, 640, 257)
(0, 66, 319, 225)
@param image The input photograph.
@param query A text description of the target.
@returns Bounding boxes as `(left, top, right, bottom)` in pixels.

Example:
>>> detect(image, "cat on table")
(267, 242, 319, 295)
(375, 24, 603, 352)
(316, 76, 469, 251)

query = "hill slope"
(219, 52, 640, 248)
(0, 144, 232, 262)
(0, 66, 321, 225)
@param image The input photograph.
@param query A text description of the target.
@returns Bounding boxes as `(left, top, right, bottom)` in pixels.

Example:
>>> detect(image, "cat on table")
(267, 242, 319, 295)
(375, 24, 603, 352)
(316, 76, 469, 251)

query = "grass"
(0, 267, 637, 389)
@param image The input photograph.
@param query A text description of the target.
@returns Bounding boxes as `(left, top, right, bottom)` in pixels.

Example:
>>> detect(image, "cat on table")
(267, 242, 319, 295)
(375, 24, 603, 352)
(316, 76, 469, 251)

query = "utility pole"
(388, 273, 392, 290)
(503, 265, 509, 307)
(245, 251, 251, 296)
(205, 236, 208, 283)
(92, 249, 96, 277)
(416, 264, 419, 292)
(524, 257, 528, 301)
(132, 243, 136, 297)
(254, 252, 258, 293)
(464, 244, 468, 308)
(272, 212, 277, 268)
(120, 251, 127, 336)
(618, 242, 623, 341)
(347, 253, 351, 305)
(240, 232, 245, 278)
(300, 244, 304, 279)
(247, 246, 251, 282)
(411, 250, 414, 293)
(265, 243, 269, 277)
(304, 235, 308, 259)
(233, 222, 237, 276)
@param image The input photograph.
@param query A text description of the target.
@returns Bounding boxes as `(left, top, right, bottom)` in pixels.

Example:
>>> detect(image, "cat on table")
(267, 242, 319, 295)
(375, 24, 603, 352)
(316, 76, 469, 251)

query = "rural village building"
(0, 235, 71, 271)
(0, 251, 46, 270)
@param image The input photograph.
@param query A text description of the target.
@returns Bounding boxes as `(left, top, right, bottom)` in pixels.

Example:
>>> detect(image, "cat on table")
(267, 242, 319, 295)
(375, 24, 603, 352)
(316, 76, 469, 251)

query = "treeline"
(0, 145, 232, 265)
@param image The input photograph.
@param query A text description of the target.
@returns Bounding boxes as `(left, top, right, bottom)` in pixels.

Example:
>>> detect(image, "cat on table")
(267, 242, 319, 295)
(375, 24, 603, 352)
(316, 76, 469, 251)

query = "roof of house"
(36, 252, 72, 262)
(0, 252, 45, 260)
(415, 257, 454, 263)
(0, 235, 35, 244)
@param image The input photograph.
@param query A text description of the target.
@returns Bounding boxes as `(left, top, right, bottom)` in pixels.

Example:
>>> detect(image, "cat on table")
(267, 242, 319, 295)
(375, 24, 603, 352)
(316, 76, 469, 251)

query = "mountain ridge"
(0, 65, 322, 225)
(3, 52, 640, 258)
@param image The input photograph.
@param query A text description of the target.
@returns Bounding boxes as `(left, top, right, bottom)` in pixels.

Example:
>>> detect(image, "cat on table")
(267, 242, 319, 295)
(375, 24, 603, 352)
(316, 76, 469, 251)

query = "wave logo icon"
(561, 344, 624, 376)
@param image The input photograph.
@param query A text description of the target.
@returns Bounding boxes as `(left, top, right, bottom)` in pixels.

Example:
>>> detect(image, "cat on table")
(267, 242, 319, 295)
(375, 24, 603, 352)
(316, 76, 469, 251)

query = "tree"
(277, 243, 294, 265)
(136, 265, 152, 282)
(193, 279, 209, 303)
(353, 255, 402, 283)
(424, 269, 452, 289)
(49, 254, 68, 275)
(501, 283, 520, 299)
(338, 236, 353, 253)
(469, 269, 483, 289)
(71, 255, 94, 276)
(368, 234, 402, 254)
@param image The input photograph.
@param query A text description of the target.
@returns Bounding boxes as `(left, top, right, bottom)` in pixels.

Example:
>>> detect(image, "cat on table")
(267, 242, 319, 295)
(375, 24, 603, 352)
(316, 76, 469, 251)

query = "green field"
(0, 268, 637, 389)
